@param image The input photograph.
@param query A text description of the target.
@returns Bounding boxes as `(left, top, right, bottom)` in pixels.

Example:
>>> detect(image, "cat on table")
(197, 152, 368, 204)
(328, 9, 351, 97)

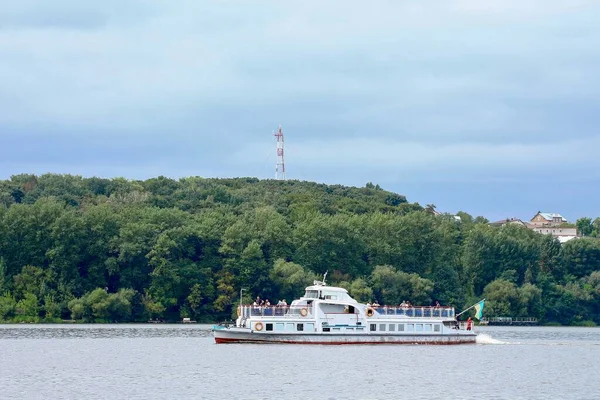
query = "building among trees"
(529, 212, 578, 243)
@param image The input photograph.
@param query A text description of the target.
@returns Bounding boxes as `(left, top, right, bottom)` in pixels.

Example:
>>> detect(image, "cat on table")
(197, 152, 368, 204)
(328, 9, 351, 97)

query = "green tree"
(15, 293, 40, 322)
(0, 258, 7, 292)
(370, 265, 433, 305)
(482, 279, 521, 317)
(270, 259, 316, 302)
(347, 278, 373, 303)
(592, 218, 600, 237)
(576, 217, 593, 237)
(43, 295, 61, 321)
(560, 238, 600, 279)
(0, 292, 17, 321)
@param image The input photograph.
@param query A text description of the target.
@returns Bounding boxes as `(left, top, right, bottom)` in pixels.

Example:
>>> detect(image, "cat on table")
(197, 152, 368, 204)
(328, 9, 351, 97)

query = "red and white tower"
(274, 125, 285, 180)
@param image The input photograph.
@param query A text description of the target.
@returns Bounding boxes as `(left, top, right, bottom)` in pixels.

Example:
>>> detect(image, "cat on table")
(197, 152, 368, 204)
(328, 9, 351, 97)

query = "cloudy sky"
(1, 1, 599, 221)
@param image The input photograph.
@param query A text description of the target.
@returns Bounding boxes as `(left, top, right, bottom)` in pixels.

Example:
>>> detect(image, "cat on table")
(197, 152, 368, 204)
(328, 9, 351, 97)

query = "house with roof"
(490, 217, 529, 227)
(528, 212, 578, 243)
(530, 212, 567, 227)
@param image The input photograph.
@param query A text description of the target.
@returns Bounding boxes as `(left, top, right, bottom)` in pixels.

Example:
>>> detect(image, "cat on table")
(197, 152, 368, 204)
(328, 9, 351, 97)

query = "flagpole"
(456, 299, 485, 318)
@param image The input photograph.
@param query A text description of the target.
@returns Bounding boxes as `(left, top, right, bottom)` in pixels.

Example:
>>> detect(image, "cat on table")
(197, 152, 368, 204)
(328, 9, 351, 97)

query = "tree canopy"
(0, 173, 599, 325)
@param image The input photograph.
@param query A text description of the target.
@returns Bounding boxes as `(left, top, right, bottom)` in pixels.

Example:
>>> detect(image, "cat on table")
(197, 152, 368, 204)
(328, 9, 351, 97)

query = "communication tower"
(274, 125, 285, 180)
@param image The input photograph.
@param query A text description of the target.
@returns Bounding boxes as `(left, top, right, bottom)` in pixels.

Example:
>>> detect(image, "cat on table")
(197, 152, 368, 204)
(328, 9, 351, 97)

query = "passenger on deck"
(252, 299, 261, 315)
(265, 299, 271, 307)
(435, 301, 441, 308)
(400, 301, 407, 307)
(372, 300, 380, 307)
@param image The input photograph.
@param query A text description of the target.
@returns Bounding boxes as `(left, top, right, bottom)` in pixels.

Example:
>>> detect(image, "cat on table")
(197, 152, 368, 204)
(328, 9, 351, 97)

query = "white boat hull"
(213, 327, 476, 345)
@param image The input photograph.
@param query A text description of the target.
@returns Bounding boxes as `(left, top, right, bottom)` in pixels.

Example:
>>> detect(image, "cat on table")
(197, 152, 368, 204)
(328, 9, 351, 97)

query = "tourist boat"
(212, 276, 477, 344)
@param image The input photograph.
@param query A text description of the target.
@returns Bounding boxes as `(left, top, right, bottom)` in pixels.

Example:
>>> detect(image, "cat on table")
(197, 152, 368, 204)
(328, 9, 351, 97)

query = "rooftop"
(537, 212, 567, 221)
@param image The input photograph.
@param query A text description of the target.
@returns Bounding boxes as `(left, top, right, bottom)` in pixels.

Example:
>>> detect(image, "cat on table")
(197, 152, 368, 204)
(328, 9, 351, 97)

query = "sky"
(1, 0, 599, 221)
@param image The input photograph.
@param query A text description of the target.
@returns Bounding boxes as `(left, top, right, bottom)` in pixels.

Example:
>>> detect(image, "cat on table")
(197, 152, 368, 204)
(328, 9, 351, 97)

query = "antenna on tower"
(274, 125, 285, 180)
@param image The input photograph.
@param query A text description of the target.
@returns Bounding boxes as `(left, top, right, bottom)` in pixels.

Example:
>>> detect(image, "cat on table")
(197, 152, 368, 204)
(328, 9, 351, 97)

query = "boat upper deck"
(238, 304, 455, 319)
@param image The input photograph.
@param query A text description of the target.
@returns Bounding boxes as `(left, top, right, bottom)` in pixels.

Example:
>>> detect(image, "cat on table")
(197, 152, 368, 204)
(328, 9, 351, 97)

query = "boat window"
(323, 291, 338, 300)
(304, 290, 319, 299)
(406, 324, 414, 332)
(370, 324, 376, 332)
(275, 323, 284, 331)
(323, 328, 330, 332)
(434, 324, 441, 332)
(286, 323, 295, 331)
(416, 324, 423, 332)
(398, 324, 405, 332)
(379, 324, 386, 332)
(306, 323, 314, 332)
(424, 324, 432, 332)
(297, 323, 304, 332)
(333, 327, 341, 331)
(266, 323, 273, 331)
(388, 324, 395, 332)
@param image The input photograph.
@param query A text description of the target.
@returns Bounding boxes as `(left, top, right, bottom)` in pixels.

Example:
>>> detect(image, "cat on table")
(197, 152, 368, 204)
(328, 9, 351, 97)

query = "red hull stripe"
(214, 338, 474, 345)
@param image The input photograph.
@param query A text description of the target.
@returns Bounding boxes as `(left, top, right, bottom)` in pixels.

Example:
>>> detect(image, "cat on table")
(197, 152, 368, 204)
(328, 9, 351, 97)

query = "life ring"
(366, 307, 375, 317)
(255, 322, 263, 331)
(300, 308, 308, 317)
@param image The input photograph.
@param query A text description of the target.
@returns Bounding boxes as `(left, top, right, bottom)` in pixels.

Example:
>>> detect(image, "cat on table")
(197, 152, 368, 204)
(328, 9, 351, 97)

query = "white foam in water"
(476, 333, 508, 345)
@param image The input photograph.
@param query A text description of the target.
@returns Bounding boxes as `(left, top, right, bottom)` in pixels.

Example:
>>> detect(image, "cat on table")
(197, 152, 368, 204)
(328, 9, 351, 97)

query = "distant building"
(489, 213, 579, 243)
(530, 212, 568, 227)
(529, 212, 578, 243)
(490, 218, 529, 227)
(529, 226, 579, 243)
(428, 207, 461, 222)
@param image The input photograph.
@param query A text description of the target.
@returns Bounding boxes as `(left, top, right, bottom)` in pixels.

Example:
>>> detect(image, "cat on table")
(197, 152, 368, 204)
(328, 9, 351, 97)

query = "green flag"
(474, 300, 485, 320)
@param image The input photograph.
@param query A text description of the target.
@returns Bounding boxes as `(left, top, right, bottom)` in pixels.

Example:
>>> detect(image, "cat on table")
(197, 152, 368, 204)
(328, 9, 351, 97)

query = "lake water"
(1, 325, 599, 399)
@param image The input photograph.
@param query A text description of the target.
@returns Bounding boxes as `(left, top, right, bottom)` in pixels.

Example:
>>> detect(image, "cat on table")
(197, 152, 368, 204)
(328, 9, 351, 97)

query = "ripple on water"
(0, 324, 213, 340)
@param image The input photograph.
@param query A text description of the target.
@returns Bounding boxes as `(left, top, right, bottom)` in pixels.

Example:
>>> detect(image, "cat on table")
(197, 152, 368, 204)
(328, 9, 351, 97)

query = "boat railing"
(238, 305, 313, 318)
(373, 306, 455, 318)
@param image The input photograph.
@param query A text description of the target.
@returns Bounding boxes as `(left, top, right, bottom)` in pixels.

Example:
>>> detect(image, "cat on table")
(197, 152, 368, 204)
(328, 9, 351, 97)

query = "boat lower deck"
(213, 327, 476, 345)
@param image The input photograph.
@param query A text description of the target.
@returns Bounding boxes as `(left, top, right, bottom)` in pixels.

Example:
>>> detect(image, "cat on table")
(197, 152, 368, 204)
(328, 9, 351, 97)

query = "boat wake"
(476, 333, 509, 345)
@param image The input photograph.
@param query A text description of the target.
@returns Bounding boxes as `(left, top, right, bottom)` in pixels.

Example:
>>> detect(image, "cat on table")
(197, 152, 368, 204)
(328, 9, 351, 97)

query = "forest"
(0, 174, 599, 325)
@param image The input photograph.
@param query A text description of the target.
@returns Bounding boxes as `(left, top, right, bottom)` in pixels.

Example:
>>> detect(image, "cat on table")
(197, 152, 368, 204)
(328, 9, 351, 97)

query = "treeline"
(0, 174, 599, 325)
